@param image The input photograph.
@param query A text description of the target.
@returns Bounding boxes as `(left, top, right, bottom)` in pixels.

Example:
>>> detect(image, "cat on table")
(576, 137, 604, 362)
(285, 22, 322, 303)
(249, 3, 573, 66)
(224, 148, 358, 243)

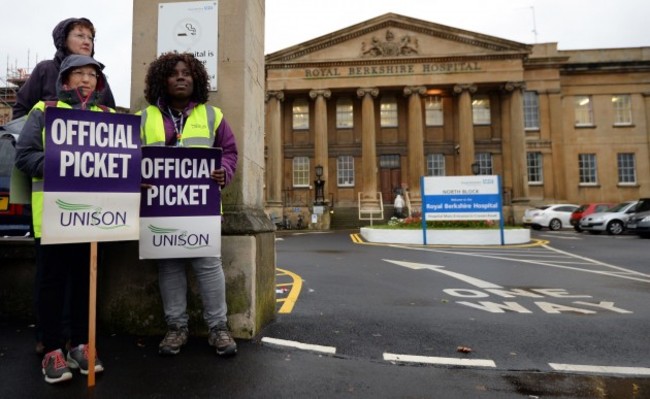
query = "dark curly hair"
(143, 52, 209, 105)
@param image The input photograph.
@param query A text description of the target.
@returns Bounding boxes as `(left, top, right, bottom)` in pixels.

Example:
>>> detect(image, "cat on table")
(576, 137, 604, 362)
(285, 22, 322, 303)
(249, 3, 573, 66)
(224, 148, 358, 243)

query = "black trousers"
(35, 239, 90, 354)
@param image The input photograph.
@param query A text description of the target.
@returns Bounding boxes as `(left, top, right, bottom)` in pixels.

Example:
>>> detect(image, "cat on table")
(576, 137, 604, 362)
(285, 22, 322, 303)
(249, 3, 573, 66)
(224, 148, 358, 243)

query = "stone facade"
(264, 13, 650, 225)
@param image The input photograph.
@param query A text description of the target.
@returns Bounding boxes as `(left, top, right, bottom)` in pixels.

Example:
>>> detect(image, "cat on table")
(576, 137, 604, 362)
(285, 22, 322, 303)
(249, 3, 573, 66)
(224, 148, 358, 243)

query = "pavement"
(0, 317, 582, 399)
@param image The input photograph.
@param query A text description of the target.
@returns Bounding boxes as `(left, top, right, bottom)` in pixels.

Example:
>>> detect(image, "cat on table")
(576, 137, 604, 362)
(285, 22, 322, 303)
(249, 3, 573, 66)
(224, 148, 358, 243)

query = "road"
(267, 229, 650, 397)
(1, 228, 648, 398)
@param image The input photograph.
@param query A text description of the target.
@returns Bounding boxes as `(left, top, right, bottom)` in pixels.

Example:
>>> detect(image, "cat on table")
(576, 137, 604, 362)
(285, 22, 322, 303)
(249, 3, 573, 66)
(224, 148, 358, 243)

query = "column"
(357, 88, 379, 197)
(309, 89, 331, 185)
(636, 92, 650, 197)
(504, 82, 529, 201)
(265, 91, 284, 209)
(403, 86, 426, 203)
(547, 90, 566, 200)
(453, 84, 476, 175)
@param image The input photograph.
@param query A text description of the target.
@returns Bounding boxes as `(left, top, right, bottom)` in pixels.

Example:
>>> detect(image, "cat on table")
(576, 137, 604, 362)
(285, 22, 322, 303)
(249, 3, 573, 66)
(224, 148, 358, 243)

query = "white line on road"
(383, 259, 503, 289)
(384, 352, 496, 368)
(261, 337, 337, 354)
(549, 363, 650, 376)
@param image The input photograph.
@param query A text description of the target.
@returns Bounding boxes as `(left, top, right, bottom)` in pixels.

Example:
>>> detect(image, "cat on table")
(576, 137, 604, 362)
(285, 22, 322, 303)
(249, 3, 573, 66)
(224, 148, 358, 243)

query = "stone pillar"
(403, 86, 426, 205)
(500, 92, 513, 195)
(265, 91, 284, 213)
(643, 93, 650, 197)
(504, 82, 529, 201)
(357, 88, 379, 197)
(131, 0, 275, 339)
(548, 90, 567, 200)
(309, 89, 331, 185)
(453, 84, 477, 175)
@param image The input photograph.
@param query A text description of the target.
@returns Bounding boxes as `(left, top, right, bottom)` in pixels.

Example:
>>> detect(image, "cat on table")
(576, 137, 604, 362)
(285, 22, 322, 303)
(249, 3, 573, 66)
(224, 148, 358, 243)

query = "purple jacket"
(12, 18, 116, 119)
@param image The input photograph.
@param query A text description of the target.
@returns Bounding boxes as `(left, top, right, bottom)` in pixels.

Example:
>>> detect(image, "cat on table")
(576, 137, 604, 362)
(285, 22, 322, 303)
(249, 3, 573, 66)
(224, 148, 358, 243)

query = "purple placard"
(140, 146, 222, 217)
(43, 108, 141, 193)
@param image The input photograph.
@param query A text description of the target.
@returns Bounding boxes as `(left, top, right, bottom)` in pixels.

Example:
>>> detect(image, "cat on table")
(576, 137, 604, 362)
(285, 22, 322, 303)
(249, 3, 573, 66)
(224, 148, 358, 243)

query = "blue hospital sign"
(421, 175, 502, 221)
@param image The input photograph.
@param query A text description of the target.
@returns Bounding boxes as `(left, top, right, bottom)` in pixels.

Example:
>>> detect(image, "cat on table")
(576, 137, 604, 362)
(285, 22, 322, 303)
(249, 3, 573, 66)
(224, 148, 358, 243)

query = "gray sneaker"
(208, 322, 237, 356)
(159, 325, 189, 356)
(67, 344, 104, 375)
(42, 349, 73, 384)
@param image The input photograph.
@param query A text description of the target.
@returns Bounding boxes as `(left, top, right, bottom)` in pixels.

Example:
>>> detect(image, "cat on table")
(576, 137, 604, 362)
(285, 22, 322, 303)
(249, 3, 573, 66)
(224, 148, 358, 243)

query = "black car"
(0, 117, 31, 237)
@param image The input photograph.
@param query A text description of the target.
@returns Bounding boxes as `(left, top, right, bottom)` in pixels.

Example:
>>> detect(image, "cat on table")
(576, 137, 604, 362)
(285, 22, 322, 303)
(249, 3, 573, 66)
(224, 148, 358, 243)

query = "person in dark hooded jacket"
(15, 54, 112, 384)
(11, 17, 116, 119)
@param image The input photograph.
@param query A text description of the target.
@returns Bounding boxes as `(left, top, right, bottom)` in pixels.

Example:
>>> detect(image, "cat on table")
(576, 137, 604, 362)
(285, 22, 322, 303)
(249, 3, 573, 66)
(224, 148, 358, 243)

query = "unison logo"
(56, 199, 128, 230)
(148, 224, 210, 249)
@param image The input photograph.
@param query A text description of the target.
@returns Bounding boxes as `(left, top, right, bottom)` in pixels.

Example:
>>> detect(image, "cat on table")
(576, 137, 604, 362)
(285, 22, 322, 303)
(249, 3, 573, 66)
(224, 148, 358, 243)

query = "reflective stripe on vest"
(31, 101, 112, 238)
(140, 104, 222, 147)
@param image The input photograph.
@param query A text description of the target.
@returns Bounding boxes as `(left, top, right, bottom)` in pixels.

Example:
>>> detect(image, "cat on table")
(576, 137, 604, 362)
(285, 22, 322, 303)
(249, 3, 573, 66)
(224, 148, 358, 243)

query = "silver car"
(626, 198, 650, 238)
(579, 201, 638, 235)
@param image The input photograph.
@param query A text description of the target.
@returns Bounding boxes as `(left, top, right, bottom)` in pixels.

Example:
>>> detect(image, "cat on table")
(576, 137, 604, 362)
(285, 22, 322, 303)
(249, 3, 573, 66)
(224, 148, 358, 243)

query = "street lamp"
(471, 162, 480, 175)
(314, 165, 325, 205)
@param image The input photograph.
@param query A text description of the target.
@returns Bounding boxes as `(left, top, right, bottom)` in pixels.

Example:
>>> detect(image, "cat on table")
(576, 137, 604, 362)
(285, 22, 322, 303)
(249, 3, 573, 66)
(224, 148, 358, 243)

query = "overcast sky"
(1, 0, 648, 109)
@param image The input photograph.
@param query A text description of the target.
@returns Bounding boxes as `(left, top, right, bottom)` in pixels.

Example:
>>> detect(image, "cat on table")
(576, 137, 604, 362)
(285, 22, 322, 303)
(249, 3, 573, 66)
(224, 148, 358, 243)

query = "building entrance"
(379, 154, 402, 203)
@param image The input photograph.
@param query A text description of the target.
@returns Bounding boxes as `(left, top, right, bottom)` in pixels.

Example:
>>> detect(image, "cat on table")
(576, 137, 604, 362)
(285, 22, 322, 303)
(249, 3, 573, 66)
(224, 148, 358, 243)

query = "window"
(617, 153, 636, 184)
(337, 156, 355, 186)
(526, 152, 543, 184)
(475, 152, 493, 175)
(472, 95, 491, 125)
(523, 91, 540, 130)
(292, 98, 309, 130)
(578, 154, 597, 184)
(425, 96, 443, 126)
(574, 96, 594, 126)
(612, 95, 632, 126)
(336, 98, 354, 129)
(379, 154, 400, 169)
(380, 96, 398, 127)
(292, 157, 310, 187)
(426, 153, 445, 176)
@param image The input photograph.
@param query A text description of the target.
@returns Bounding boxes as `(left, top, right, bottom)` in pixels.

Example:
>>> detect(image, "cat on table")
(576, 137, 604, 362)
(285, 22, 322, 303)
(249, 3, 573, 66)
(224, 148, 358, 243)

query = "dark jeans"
(35, 239, 90, 354)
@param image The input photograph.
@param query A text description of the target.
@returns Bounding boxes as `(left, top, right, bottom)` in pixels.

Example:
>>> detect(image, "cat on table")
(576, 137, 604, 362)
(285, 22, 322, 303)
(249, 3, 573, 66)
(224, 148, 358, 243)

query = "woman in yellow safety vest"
(15, 54, 111, 384)
(140, 52, 239, 358)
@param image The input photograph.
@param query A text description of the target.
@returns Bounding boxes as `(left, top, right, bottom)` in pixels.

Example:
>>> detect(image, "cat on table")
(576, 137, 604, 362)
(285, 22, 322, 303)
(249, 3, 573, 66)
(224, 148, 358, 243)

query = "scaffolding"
(0, 55, 33, 124)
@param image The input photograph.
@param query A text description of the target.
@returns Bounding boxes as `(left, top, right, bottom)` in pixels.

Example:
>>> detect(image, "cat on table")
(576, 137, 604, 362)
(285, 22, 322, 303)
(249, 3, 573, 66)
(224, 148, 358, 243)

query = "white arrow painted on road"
(383, 259, 503, 289)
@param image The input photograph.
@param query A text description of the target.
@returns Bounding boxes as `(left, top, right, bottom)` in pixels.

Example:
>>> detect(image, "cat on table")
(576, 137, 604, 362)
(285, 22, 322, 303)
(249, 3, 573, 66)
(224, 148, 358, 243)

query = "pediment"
(266, 13, 531, 65)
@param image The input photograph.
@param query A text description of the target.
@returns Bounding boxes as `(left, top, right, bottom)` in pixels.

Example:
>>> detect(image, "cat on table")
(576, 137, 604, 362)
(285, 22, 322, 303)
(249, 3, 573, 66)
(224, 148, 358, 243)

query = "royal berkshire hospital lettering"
(304, 62, 481, 78)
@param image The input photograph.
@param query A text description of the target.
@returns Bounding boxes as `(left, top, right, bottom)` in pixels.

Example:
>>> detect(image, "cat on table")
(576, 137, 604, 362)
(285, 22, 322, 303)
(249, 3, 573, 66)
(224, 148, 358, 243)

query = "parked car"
(579, 200, 638, 235)
(626, 198, 650, 238)
(522, 204, 579, 231)
(570, 202, 615, 232)
(0, 117, 31, 237)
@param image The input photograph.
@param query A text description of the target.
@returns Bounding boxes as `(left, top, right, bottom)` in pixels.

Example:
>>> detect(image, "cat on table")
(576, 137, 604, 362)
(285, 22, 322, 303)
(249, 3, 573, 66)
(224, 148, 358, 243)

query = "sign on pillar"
(158, 1, 219, 91)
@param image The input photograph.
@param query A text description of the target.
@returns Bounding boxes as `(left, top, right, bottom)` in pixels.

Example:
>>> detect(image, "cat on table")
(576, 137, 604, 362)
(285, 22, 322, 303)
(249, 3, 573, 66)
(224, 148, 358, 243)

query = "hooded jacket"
(14, 55, 114, 238)
(15, 55, 113, 180)
(11, 17, 116, 119)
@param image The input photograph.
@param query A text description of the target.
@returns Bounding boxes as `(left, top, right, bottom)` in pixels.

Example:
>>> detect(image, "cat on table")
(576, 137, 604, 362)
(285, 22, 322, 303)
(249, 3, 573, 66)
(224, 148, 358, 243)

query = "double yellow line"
(275, 268, 302, 314)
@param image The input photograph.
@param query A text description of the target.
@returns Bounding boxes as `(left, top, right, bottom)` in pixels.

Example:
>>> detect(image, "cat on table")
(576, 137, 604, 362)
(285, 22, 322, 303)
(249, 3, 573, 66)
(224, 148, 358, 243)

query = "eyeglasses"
(71, 33, 95, 42)
(70, 70, 98, 80)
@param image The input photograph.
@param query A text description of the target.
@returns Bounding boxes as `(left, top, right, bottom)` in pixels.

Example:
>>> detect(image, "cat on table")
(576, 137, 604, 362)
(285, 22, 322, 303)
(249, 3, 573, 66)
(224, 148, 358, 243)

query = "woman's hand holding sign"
(210, 167, 226, 188)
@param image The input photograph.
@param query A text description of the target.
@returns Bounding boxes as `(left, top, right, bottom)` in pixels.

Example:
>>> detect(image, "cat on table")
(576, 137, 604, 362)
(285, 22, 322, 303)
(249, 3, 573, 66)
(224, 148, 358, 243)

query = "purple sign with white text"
(44, 107, 141, 193)
(140, 146, 222, 218)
